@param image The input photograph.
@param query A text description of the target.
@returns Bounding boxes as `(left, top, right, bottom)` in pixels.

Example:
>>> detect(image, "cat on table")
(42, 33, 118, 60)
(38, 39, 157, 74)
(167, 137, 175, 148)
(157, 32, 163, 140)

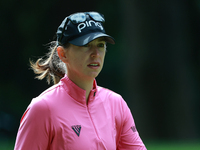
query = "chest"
(50, 100, 117, 150)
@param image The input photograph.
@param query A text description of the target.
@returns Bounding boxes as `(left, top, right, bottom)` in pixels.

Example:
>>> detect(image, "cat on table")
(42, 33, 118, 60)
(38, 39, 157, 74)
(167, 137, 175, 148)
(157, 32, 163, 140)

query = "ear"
(57, 46, 68, 63)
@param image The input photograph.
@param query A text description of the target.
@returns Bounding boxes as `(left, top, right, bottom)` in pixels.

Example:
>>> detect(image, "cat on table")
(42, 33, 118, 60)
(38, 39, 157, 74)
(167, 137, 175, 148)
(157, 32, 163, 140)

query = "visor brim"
(68, 32, 115, 46)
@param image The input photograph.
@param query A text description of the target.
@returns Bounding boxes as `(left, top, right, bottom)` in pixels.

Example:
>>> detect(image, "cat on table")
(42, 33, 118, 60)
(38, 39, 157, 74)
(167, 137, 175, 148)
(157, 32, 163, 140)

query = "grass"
(0, 139, 15, 150)
(145, 140, 200, 150)
(0, 139, 200, 150)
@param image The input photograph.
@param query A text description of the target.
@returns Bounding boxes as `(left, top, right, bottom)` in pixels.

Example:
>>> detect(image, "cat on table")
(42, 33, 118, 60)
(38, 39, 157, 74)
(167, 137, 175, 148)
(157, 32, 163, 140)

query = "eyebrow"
(97, 37, 106, 42)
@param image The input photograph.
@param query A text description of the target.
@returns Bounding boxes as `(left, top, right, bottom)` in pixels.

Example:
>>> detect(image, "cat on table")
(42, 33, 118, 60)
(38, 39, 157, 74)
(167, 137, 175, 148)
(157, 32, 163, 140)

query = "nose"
(90, 46, 100, 58)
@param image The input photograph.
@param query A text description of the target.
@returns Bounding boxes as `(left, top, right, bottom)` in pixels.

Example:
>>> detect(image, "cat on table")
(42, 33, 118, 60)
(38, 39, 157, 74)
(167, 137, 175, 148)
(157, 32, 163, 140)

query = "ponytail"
(30, 41, 67, 85)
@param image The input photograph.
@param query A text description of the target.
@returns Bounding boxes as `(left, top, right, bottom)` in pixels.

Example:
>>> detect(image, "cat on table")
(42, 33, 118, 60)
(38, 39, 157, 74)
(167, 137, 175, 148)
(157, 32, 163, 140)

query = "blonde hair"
(30, 41, 68, 85)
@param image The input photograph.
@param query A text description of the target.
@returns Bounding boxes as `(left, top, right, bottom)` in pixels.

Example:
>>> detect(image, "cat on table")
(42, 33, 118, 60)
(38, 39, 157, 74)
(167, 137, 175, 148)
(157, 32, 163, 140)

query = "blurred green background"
(0, 0, 200, 149)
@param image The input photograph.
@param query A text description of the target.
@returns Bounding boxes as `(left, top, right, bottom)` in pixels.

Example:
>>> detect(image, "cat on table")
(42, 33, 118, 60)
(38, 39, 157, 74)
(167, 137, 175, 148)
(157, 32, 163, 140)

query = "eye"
(98, 43, 105, 47)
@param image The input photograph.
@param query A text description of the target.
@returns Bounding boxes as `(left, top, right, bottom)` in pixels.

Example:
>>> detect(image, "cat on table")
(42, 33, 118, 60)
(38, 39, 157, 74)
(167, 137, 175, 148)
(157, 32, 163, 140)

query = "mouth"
(87, 62, 100, 68)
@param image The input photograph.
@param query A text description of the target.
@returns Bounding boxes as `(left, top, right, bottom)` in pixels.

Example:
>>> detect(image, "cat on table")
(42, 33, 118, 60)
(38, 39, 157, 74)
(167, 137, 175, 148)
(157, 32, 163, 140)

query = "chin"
(88, 73, 99, 79)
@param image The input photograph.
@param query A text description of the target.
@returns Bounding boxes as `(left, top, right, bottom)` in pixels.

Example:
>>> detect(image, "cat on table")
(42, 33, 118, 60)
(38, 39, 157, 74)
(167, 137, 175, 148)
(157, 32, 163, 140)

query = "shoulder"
(38, 83, 62, 97)
(97, 86, 133, 128)
(97, 86, 122, 99)
(20, 96, 51, 125)
(97, 86, 128, 108)
(21, 84, 62, 122)
(31, 82, 65, 106)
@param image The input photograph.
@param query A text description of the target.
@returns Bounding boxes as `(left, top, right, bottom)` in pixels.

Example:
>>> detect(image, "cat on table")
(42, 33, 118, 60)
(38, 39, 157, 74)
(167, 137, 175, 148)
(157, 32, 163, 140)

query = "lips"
(87, 62, 100, 68)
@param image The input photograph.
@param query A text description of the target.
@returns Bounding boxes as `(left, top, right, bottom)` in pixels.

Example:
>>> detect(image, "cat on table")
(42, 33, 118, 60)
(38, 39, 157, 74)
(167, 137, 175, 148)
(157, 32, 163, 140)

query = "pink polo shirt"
(14, 75, 147, 150)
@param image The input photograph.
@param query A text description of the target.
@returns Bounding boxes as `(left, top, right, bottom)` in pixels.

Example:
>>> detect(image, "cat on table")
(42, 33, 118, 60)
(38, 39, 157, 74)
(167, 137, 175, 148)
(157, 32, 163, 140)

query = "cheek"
(101, 52, 106, 62)
(71, 56, 85, 69)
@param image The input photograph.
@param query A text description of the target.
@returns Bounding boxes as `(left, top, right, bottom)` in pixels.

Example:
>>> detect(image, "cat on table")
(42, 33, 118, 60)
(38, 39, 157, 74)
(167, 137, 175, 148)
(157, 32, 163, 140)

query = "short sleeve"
(14, 99, 52, 150)
(117, 99, 147, 150)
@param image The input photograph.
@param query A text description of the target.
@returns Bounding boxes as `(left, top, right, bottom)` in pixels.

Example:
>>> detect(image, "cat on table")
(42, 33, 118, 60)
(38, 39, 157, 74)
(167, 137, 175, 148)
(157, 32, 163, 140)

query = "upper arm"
(14, 99, 52, 150)
(116, 98, 147, 150)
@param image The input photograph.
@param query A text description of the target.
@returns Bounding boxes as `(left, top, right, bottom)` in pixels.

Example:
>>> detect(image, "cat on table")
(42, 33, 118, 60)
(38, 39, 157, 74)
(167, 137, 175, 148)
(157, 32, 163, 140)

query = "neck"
(79, 80, 94, 103)
(67, 74, 94, 103)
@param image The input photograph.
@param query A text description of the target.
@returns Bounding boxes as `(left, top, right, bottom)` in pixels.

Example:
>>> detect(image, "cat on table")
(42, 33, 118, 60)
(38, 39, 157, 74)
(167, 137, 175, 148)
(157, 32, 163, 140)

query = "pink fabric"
(14, 75, 147, 150)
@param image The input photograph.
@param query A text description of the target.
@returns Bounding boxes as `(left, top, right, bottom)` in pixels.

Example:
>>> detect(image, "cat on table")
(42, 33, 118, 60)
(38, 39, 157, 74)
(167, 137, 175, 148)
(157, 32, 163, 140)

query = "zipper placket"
(87, 103, 101, 140)
(86, 92, 107, 149)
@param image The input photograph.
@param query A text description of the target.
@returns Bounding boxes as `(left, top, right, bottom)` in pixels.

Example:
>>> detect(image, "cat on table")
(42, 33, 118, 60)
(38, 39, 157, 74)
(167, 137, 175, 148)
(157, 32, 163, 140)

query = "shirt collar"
(60, 74, 97, 104)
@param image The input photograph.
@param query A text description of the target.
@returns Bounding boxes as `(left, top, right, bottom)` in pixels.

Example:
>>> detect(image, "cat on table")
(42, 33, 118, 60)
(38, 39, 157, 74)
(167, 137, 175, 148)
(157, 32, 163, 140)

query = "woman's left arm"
(116, 99, 147, 150)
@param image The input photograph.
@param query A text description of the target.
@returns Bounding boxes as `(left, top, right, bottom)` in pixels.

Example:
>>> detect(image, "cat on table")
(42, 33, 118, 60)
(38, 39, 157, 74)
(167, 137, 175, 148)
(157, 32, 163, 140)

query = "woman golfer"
(14, 11, 147, 150)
